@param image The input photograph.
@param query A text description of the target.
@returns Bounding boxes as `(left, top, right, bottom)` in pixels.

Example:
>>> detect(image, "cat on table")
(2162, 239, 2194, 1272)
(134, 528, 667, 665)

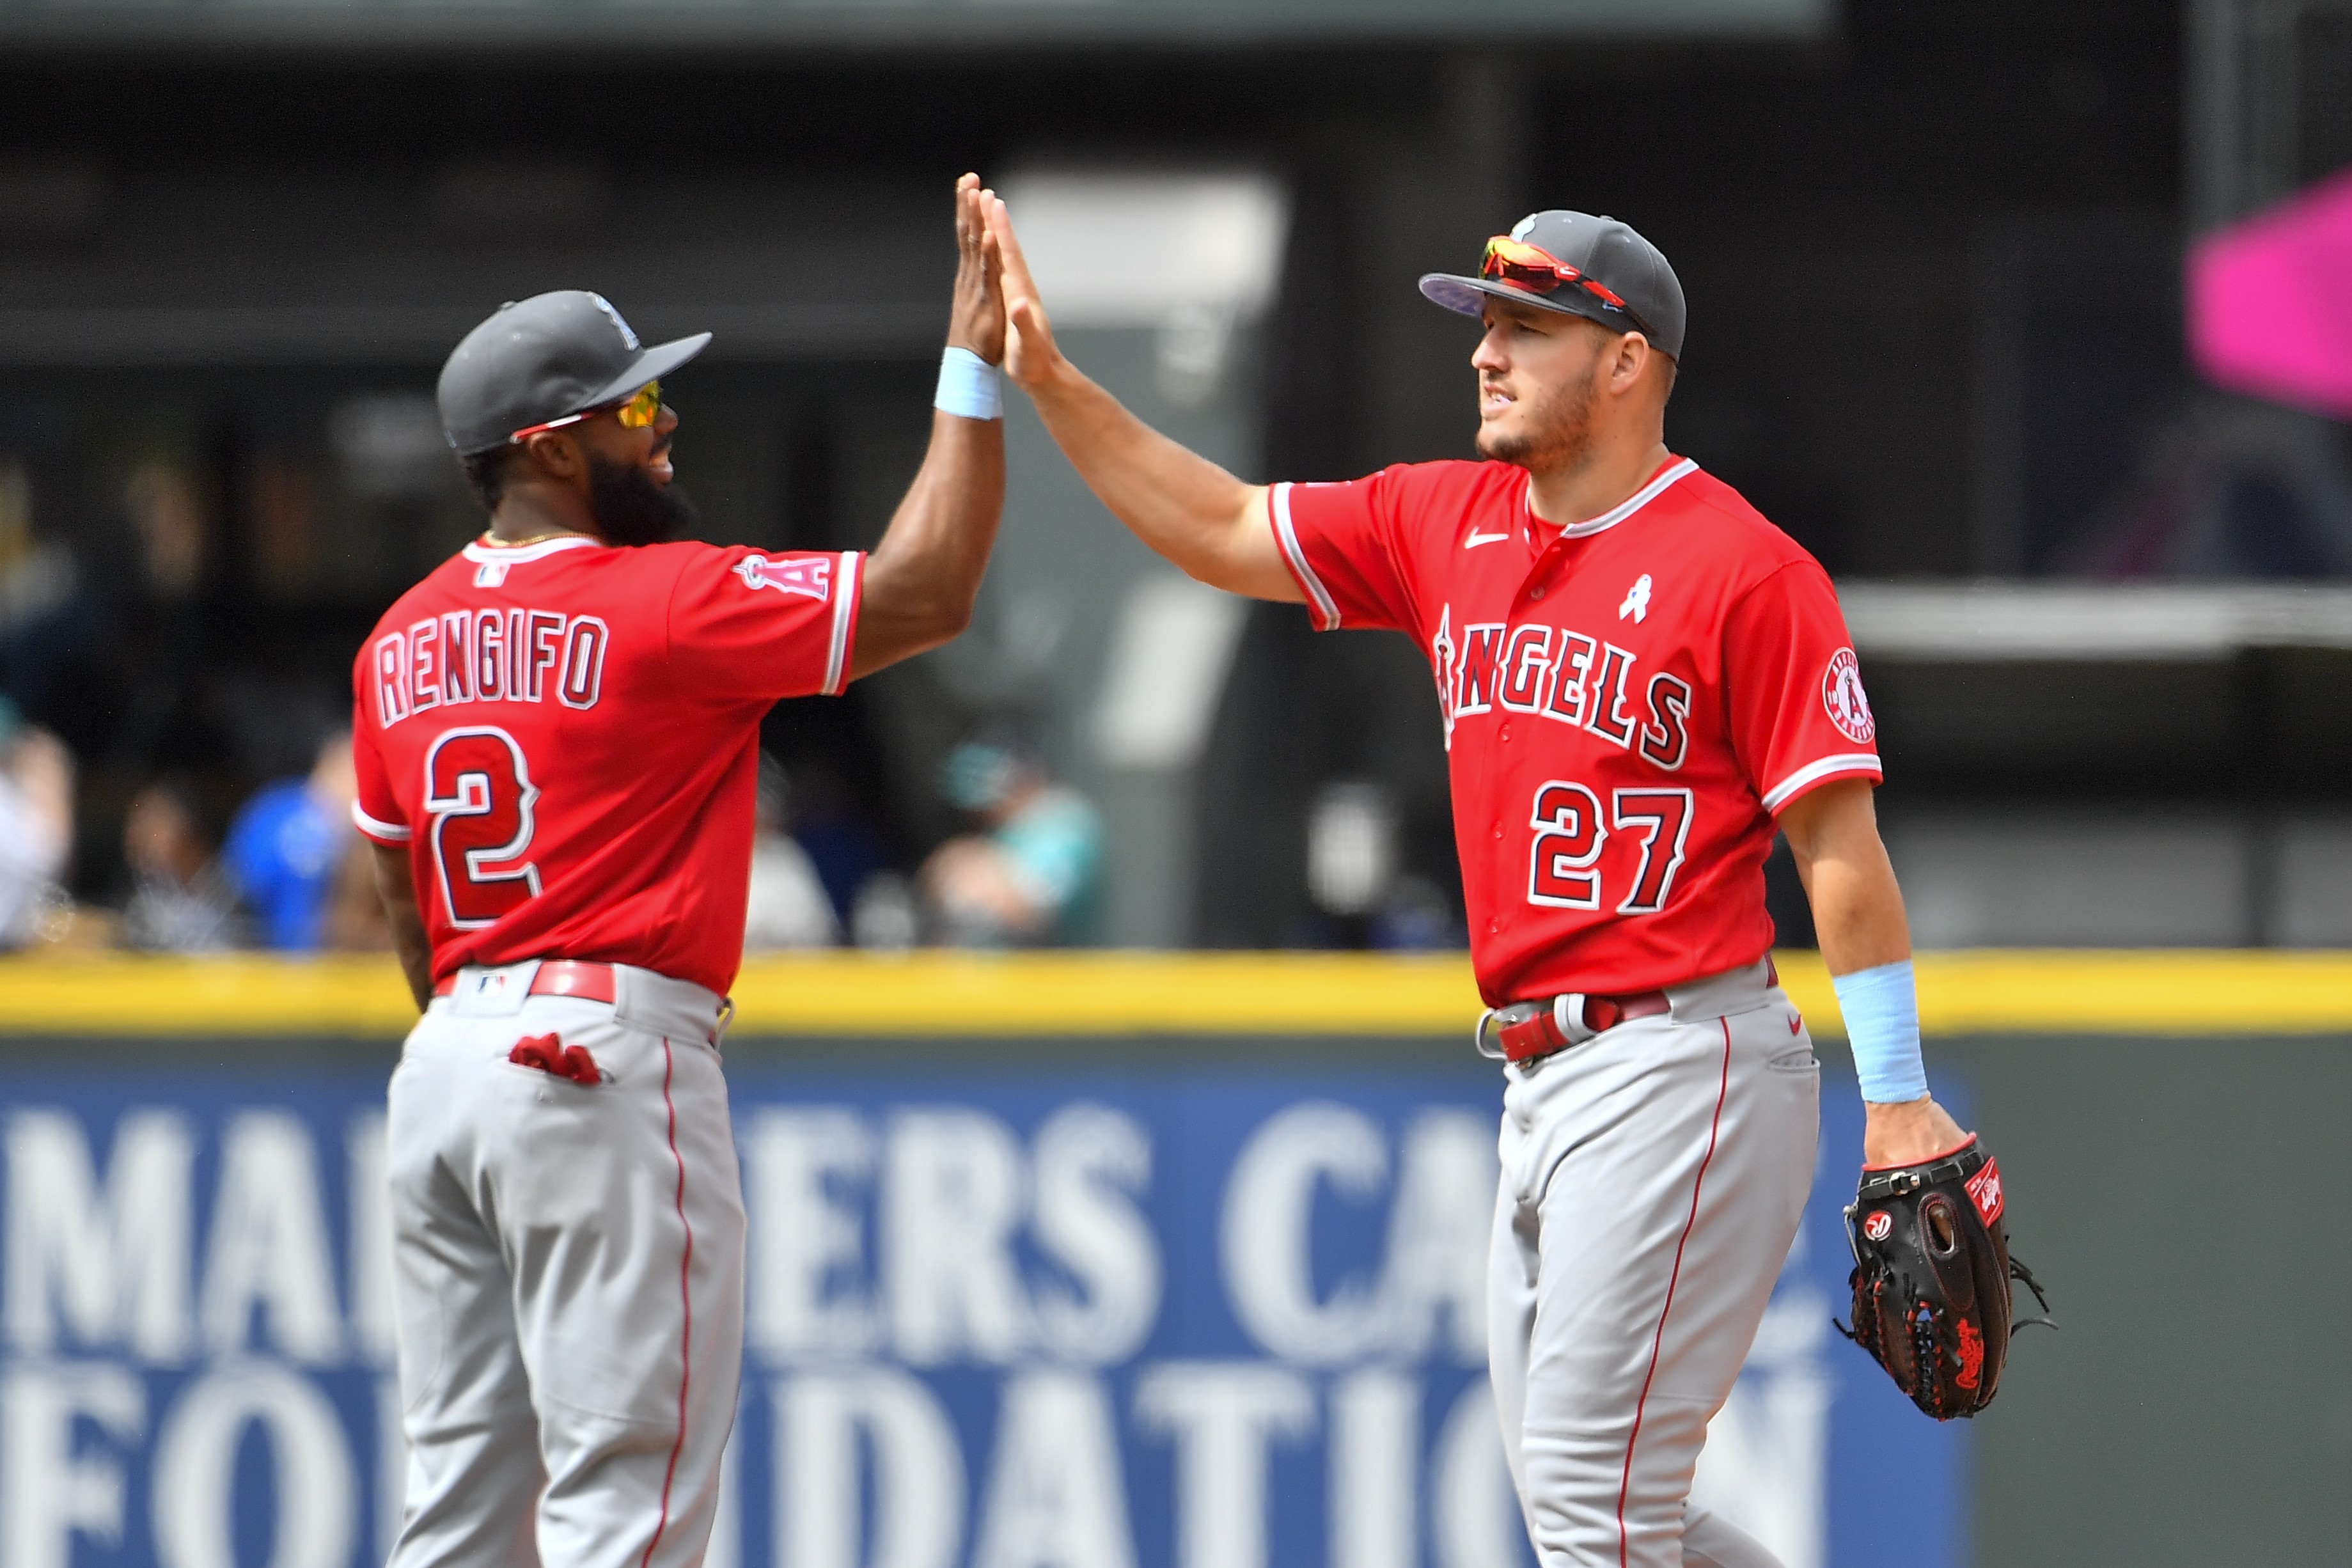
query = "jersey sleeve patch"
(1821, 647, 1877, 744)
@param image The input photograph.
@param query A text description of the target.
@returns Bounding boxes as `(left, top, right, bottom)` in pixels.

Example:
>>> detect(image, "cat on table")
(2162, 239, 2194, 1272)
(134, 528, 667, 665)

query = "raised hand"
(984, 192, 1061, 389)
(947, 173, 1006, 366)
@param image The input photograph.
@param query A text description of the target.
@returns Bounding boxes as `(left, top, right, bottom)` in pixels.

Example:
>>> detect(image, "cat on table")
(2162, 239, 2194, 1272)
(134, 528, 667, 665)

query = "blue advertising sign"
(0, 1056, 1960, 1568)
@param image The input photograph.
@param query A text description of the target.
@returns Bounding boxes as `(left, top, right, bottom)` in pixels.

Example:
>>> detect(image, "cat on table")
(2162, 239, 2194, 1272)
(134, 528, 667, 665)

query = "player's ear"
(519, 430, 584, 483)
(1609, 331, 1651, 394)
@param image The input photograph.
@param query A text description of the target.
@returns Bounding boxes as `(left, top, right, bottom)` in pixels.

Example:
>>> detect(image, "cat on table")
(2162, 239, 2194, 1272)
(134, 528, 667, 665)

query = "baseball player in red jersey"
(987, 201, 1975, 1566)
(353, 177, 1008, 1568)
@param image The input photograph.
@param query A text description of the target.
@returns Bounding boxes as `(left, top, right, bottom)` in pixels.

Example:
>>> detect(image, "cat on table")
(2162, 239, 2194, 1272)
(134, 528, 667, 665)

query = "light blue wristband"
(934, 346, 1002, 421)
(1832, 959, 1929, 1103)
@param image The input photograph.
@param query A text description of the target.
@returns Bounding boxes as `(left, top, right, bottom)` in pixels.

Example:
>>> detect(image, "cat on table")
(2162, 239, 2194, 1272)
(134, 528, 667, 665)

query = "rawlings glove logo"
(1965, 1158, 2004, 1225)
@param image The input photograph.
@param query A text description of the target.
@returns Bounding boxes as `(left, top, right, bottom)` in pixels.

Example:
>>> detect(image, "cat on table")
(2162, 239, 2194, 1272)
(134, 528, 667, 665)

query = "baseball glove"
(1835, 1135, 2053, 1420)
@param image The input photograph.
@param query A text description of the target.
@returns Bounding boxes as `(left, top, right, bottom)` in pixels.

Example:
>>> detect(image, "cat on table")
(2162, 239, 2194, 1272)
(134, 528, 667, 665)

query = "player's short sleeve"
(1723, 560, 1884, 814)
(666, 545, 864, 702)
(1268, 467, 1427, 634)
(348, 707, 409, 845)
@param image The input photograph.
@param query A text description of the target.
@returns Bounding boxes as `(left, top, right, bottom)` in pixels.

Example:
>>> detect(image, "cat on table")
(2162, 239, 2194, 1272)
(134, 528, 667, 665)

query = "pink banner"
(2188, 167, 2352, 418)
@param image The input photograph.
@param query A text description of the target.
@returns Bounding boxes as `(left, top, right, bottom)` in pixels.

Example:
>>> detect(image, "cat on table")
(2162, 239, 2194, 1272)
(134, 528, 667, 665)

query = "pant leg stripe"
(1615, 1017, 1735, 1568)
(642, 1038, 694, 1568)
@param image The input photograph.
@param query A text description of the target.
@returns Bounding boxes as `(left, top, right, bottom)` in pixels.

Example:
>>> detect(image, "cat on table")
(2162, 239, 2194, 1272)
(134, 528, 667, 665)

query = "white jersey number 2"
(1526, 781, 1693, 916)
(424, 727, 544, 928)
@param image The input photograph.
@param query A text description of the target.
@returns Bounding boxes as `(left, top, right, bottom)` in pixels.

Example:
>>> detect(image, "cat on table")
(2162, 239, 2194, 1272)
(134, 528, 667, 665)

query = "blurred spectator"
(851, 872, 921, 951)
(0, 694, 72, 948)
(220, 729, 357, 950)
(920, 739, 1102, 946)
(743, 755, 840, 950)
(121, 781, 241, 952)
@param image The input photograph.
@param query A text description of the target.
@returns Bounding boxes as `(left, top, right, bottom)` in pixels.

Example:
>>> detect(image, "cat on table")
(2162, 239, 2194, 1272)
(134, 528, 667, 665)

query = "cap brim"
(582, 331, 712, 408)
(1419, 272, 1585, 317)
(1418, 273, 1646, 347)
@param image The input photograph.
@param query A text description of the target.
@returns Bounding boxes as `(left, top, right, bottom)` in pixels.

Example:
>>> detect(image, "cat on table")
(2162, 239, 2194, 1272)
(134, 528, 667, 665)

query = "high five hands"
(982, 192, 1063, 391)
(949, 173, 1008, 367)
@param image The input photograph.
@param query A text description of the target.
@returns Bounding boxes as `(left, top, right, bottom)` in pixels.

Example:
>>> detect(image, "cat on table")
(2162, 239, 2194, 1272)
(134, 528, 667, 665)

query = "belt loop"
(1474, 1008, 1505, 1060)
(710, 996, 735, 1052)
(1553, 992, 1594, 1046)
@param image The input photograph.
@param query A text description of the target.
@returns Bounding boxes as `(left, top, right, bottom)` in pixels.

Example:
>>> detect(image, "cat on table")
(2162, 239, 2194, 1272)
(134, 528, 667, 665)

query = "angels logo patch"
(1964, 1158, 2004, 1225)
(734, 554, 832, 602)
(1821, 647, 1876, 744)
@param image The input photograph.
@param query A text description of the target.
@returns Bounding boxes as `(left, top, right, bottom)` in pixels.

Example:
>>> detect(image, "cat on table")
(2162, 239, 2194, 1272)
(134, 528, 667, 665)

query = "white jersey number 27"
(1526, 781, 1693, 916)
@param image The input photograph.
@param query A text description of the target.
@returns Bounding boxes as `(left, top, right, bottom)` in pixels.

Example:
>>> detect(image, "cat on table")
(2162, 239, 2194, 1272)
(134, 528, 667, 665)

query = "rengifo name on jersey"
(369, 605, 613, 726)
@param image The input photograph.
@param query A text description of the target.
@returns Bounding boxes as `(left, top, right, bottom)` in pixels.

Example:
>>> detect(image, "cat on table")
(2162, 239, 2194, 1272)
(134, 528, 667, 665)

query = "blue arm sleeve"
(1832, 959, 1929, 1103)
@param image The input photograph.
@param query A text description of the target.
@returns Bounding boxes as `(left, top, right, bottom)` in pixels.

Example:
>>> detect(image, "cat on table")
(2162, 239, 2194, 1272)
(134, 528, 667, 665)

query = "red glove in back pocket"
(509, 1033, 602, 1086)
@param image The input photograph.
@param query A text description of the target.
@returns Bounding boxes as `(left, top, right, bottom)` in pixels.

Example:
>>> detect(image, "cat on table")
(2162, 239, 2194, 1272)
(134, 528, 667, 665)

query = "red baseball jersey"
(1271, 455, 1880, 1005)
(349, 534, 862, 996)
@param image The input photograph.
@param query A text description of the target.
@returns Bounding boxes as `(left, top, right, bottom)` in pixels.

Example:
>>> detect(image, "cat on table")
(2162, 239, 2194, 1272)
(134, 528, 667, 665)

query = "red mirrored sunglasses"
(1480, 237, 1643, 323)
(508, 380, 664, 445)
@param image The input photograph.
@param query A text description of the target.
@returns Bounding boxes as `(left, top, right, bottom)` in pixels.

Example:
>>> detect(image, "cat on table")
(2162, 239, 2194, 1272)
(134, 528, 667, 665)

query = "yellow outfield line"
(0, 950, 2345, 1037)
(0, 953, 423, 1036)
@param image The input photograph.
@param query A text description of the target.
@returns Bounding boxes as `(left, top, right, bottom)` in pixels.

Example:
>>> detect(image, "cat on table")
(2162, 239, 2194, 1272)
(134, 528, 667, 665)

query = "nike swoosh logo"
(1464, 531, 1513, 547)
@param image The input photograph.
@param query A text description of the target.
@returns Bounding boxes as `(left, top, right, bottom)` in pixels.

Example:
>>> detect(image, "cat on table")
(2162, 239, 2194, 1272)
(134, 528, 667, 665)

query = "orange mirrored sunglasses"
(1479, 237, 1639, 319)
(507, 380, 663, 445)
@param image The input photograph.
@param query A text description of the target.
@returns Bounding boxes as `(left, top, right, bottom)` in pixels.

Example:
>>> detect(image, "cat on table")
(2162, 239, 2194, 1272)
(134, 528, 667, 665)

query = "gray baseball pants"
(383, 963, 744, 1568)
(1488, 959, 1819, 1568)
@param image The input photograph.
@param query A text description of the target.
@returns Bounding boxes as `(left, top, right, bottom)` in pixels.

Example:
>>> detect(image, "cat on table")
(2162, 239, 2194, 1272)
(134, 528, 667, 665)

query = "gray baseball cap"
(437, 290, 710, 456)
(1420, 210, 1685, 361)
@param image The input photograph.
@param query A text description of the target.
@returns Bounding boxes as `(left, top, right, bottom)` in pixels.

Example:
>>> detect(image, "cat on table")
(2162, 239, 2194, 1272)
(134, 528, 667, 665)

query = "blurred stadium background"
(0, 2, 2346, 1566)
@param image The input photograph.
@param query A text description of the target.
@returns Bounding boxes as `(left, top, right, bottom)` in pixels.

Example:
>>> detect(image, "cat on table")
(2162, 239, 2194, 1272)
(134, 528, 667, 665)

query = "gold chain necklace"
(479, 529, 584, 549)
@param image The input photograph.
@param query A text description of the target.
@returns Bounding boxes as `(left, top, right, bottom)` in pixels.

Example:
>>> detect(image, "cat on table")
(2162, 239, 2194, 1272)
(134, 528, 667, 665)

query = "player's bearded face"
(586, 450, 696, 547)
(1475, 330, 1602, 473)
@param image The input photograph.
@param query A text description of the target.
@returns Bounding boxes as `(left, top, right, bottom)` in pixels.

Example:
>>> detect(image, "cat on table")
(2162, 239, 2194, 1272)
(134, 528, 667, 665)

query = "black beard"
(587, 453, 696, 547)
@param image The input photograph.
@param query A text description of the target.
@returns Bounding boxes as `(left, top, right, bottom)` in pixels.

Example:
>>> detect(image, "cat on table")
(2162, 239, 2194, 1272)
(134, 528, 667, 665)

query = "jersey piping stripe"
(1558, 457, 1699, 539)
(822, 551, 860, 696)
(1615, 1015, 1734, 1568)
(458, 535, 603, 565)
(643, 1037, 694, 1568)
(1760, 752, 1883, 813)
(1269, 483, 1342, 631)
(350, 801, 411, 842)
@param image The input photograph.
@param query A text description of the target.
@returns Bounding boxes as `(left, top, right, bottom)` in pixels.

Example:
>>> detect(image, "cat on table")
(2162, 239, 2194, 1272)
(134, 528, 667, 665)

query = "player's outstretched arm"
(369, 841, 433, 1012)
(850, 175, 1010, 680)
(984, 195, 1303, 606)
(1778, 778, 1968, 1164)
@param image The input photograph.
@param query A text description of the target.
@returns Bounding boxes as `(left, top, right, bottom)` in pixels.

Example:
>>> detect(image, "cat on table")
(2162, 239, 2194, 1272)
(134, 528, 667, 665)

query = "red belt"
(432, 960, 618, 1004)
(1487, 989, 1672, 1063)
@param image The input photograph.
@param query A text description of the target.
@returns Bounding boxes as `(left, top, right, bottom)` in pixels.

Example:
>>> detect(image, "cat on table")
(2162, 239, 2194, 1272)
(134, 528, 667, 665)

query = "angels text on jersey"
(1430, 602, 1692, 772)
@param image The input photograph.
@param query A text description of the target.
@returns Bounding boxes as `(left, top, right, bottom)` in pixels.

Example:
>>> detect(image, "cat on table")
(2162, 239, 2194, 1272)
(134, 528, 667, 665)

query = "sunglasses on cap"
(1480, 237, 1650, 331)
(507, 380, 664, 445)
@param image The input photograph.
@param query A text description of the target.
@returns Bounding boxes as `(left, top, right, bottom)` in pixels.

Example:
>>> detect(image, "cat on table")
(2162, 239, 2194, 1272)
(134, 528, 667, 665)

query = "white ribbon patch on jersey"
(733, 554, 832, 602)
(1619, 574, 1652, 623)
